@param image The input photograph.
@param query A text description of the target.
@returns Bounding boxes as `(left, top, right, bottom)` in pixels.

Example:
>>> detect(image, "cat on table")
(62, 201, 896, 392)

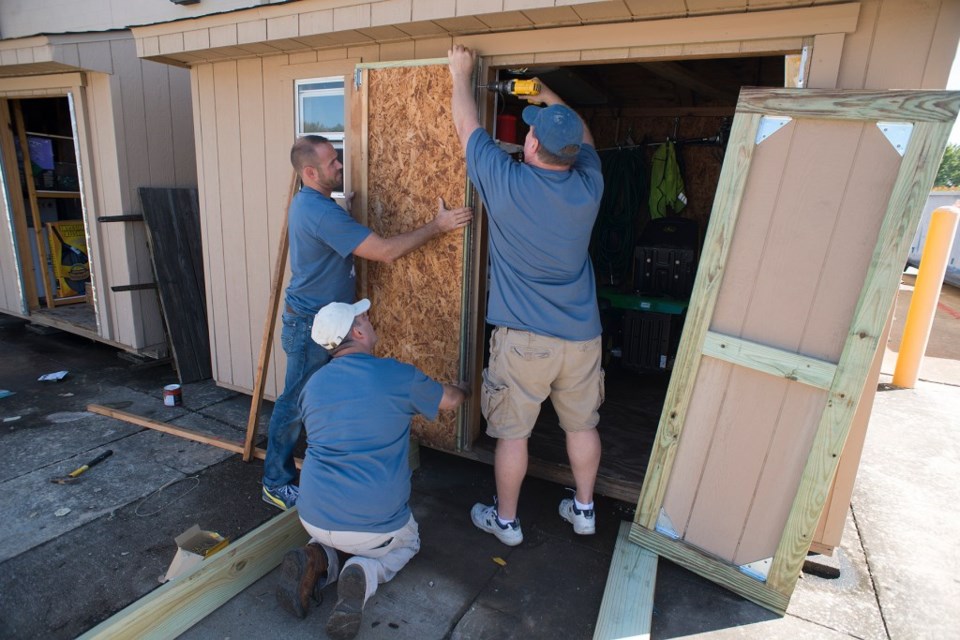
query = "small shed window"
(296, 77, 346, 195)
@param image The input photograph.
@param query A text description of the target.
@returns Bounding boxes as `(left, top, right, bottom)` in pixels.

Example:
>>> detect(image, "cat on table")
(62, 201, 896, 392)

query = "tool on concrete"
(484, 78, 541, 97)
(50, 449, 113, 484)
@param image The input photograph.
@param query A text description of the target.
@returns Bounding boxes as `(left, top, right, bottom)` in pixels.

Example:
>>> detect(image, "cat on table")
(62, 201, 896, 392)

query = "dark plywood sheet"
(139, 187, 212, 383)
(364, 64, 468, 450)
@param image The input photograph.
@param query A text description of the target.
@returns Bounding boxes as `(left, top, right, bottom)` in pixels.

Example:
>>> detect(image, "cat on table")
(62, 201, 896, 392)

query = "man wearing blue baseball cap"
(448, 45, 605, 547)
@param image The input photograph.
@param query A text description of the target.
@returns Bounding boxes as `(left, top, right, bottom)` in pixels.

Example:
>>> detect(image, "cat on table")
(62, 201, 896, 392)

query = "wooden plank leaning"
(243, 171, 298, 462)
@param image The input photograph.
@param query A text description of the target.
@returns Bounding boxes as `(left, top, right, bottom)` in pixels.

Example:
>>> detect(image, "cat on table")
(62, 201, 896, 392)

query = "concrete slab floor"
(0, 275, 958, 640)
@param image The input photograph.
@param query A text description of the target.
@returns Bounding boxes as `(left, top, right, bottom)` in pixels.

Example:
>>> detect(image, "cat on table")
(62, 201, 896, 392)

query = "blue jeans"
(262, 311, 330, 488)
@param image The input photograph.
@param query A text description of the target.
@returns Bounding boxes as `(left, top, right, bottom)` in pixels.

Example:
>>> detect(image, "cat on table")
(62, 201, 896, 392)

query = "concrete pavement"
(0, 279, 957, 639)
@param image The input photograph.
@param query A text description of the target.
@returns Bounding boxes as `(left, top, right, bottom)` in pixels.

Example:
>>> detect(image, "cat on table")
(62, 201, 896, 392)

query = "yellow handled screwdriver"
(50, 449, 113, 484)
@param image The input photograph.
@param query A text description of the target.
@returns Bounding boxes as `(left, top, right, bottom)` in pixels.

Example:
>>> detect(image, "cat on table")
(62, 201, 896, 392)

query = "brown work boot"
(325, 564, 366, 640)
(275, 542, 328, 619)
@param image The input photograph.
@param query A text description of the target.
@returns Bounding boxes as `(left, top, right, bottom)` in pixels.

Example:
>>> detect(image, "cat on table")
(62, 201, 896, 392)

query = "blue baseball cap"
(522, 104, 583, 157)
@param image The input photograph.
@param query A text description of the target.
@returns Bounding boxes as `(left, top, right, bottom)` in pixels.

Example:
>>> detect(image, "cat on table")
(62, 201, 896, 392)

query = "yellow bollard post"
(893, 205, 960, 388)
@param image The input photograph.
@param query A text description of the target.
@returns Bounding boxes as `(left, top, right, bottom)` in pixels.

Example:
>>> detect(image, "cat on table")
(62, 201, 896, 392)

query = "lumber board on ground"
(593, 521, 657, 640)
(86, 403, 287, 467)
(77, 508, 309, 640)
(85, 404, 422, 473)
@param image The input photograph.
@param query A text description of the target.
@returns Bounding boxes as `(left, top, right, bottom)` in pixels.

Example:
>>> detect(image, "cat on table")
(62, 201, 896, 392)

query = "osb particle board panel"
(632, 88, 960, 614)
(363, 63, 468, 450)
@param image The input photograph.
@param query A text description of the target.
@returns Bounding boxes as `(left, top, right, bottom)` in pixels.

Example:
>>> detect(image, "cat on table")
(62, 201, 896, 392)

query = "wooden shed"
(129, 0, 959, 614)
(0, 30, 196, 355)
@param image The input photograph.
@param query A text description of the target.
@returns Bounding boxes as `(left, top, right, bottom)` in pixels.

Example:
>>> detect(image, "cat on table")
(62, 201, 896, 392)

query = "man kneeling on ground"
(275, 298, 467, 640)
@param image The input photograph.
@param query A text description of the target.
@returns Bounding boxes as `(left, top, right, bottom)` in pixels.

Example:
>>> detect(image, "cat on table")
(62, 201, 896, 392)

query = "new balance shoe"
(559, 498, 596, 535)
(262, 483, 299, 510)
(326, 564, 367, 640)
(471, 502, 523, 546)
(276, 542, 328, 619)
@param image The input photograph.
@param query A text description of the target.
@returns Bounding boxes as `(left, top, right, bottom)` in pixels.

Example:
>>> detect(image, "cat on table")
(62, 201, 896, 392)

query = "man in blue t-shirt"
(448, 45, 605, 546)
(274, 299, 466, 640)
(262, 135, 472, 511)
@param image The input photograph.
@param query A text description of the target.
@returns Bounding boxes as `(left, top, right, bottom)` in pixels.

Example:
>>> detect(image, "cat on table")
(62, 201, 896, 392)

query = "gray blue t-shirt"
(285, 186, 372, 315)
(466, 128, 603, 341)
(297, 353, 443, 533)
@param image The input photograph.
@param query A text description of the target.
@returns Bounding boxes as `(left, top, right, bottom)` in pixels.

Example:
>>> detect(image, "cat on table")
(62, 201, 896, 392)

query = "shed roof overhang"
(130, 0, 860, 66)
(0, 31, 131, 78)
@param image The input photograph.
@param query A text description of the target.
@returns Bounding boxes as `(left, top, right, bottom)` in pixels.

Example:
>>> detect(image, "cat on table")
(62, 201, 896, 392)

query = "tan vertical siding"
(237, 57, 272, 395)
(83, 72, 122, 340)
(863, 0, 945, 90)
(261, 53, 294, 398)
(213, 60, 254, 391)
(833, 0, 959, 91)
(195, 62, 230, 382)
(922, 1, 960, 89)
(180, 1, 959, 405)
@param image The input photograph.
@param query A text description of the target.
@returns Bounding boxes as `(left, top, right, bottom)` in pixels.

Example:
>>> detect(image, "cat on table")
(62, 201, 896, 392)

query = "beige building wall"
(0, 32, 197, 352)
(165, 0, 959, 397)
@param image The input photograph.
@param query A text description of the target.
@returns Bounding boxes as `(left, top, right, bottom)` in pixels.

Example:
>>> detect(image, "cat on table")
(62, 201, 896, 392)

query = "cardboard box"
(161, 524, 229, 583)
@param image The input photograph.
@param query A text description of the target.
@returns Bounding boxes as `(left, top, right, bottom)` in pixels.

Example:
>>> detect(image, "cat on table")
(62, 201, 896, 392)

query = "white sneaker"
(559, 498, 596, 535)
(471, 503, 523, 546)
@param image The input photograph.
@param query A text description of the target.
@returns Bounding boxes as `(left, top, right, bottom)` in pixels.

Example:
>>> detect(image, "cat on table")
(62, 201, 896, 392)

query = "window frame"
(295, 76, 347, 198)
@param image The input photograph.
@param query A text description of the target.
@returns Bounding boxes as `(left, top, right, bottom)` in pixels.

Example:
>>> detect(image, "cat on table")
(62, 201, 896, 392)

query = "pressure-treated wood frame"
(631, 87, 960, 613)
(77, 507, 309, 639)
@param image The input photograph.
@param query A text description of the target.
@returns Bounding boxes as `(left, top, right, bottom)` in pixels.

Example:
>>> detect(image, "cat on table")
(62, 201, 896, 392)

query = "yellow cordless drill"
(485, 78, 541, 97)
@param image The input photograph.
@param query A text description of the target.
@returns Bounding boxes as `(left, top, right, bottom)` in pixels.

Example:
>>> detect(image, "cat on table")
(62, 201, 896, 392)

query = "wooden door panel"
(361, 61, 472, 450)
(632, 88, 960, 613)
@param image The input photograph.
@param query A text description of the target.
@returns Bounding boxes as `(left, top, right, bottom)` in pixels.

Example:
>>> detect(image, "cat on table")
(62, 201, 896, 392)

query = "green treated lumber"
(78, 508, 309, 640)
(594, 522, 658, 640)
(701, 331, 837, 390)
(629, 524, 788, 615)
(737, 87, 960, 123)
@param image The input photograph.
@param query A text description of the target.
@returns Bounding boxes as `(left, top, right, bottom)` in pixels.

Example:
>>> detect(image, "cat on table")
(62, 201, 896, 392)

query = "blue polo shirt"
(297, 353, 443, 533)
(466, 128, 603, 340)
(285, 186, 371, 315)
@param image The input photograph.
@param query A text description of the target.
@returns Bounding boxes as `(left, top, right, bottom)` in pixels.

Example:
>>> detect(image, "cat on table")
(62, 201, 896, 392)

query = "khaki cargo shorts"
(481, 326, 604, 439)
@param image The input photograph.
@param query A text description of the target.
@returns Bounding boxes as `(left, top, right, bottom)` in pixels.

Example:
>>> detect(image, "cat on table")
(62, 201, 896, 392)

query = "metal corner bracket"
(877, 121, 913, 157)
(755, 116, 792, 145)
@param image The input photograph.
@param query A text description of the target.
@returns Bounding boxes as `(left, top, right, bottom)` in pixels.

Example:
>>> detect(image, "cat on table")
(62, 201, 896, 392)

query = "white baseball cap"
(311, 298, 371, 349)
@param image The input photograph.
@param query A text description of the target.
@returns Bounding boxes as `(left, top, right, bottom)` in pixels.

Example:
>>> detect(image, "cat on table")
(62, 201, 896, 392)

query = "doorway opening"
(469, 55, 791, 502)
(2, 95, 95, 333)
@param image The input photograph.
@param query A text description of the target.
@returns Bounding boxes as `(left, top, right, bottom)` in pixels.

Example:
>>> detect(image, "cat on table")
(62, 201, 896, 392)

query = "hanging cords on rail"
(596, 116, 732, 152)
(591, 147, 648, 286)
